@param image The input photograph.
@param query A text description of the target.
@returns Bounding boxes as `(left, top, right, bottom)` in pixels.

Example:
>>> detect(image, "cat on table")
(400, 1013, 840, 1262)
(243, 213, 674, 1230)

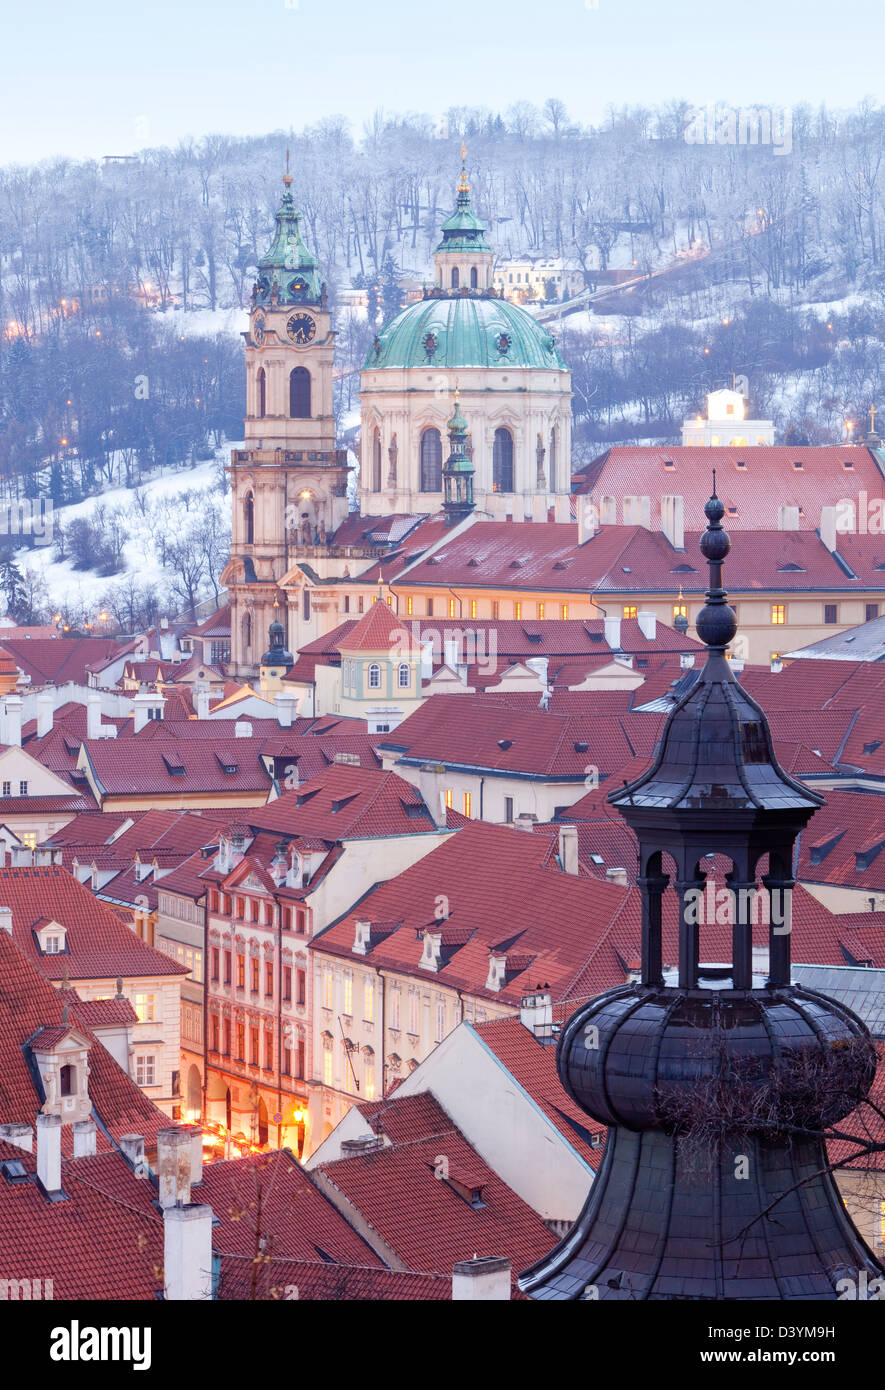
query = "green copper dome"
(364, 294, 567, 372)
(252, 173, 323, 308)
(435, 147, 492, 254)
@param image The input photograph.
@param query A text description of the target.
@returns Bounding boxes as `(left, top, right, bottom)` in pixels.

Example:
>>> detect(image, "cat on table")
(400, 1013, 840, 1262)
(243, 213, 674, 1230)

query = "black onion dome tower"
(520, 487, 882, 1301)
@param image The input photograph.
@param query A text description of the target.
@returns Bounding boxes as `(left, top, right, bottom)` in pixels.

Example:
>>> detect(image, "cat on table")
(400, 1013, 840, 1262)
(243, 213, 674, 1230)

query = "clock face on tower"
(286, 312, 316, 346)
(251, 312, 266, 346)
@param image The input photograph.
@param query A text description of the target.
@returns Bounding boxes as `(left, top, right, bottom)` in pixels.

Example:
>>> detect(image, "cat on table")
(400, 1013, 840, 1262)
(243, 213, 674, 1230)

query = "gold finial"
(454, 378, 460, 404)
(282, 148, 293, 186)
(377, 570, 384, 601)
(273, 595, 279, 610)
(457, 141, 469, 194)
(677, 584, 684, 601)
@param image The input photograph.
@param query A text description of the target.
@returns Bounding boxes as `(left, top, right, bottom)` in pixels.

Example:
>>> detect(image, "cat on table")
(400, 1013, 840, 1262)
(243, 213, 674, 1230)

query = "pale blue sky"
(2, 0, 881, 164)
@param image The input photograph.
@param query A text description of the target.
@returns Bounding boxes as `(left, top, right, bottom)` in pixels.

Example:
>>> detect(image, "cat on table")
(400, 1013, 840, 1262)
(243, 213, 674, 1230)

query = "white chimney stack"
(3, 695, 22, 748)
(637, 611, 657, 641)
(771, 656, 783, 673)
(87, 689, 104, 739)
(420, 638, 434, 682)
(452, 1257, 512, 1301)
(604, 616, 622, 651)
(559, 824, 579, 875)
(416, 762, 446, 829)
(820, 505, 837, 554)
(181, 1123, 203, 1187)
(119, 1133, 146, 1170)
(157, 1126, 193, 1210)
(0, 1122, 32, 1152)
(195, 682, 211, 720)
(36, 1112, 62, 1195)
(234, 719, 253, 738)
(132, 692, 162, 734)
(275, 690, 299, 728)
(778, 504, 800, 531)
(519, 991, 553, 1041)
(163, 1204, 213, 1301)
(578, 498, 598, 545)
(36, 689, 54, 738)
(443, 636, 459, 671)
(605, 866, 628, 886)
(72, 1119, 97, 1158)
(661, 494, 684, 550)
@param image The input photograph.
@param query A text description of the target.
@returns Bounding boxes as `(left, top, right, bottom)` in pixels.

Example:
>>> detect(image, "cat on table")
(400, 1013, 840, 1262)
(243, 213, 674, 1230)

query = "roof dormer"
(29, 1022, 92, 1124)
(33, 918, 67, 956)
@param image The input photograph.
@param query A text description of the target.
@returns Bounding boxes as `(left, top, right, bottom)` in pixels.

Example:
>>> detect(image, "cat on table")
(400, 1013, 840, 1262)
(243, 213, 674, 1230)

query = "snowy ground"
(14, 451, 235, 618)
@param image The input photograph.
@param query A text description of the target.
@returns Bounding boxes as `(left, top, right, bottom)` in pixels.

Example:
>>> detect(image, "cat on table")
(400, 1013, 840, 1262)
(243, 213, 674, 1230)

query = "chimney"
(820, 505, 837, 553)
(0, 1122, 32, 1152)
(87, 689, 103, 739)
(340, 1135, 385, 1154)
(520, 991, 553, 1041)
(452, 1256, 512, 1301)
(661, 494, 684, 550)
(771, 656, 783, 673)
(443, 636, 459, 672)
(353, 919, 371, 956)
(133, 691, 163, 734)
(778, 504, 800, 531)
(637, 611, 657, 641)
(553, 494, 571, 525)
(36, 689, 54, 738)
(275, 690, 299, 728)
(420, 637, 434, 682)
(72, 1119, 97, 1158)
(3, 695, 22, 748)
(119, 1133, 146, 1170)
(36, 1112, 62, 1195)
(181, 1123, 203, 1186)
(605, 866, 628, 886)
(604, 616, 622, 651)
(515, 812, 537, 833)
(157, 1126, 193, 1210)
(679, 653, 695, 670)
(0, 905, 11, 935)
(578, 498, 598, 545)
(623, 495, 651, 528)
(234, 719, 253, 738)
(559, 824, 579, 875)
(485, 951, 507, 992)
(420, 930, 442, 973)
(195, 682, 211, 720)
(163, 1204, 213, 1301)
(416, 762, 447, 829)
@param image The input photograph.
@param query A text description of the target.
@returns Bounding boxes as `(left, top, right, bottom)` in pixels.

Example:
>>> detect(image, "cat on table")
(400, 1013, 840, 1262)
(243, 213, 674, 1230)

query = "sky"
(1, 0, 882, 165)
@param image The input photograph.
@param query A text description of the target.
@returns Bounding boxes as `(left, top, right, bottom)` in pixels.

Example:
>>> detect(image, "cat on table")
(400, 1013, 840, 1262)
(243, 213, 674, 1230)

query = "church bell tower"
(223, 160, 350, 677)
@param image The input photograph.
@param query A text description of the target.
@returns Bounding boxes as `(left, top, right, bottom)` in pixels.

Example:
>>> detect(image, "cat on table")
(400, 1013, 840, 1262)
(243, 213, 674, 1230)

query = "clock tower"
(223, 164, 350, 676)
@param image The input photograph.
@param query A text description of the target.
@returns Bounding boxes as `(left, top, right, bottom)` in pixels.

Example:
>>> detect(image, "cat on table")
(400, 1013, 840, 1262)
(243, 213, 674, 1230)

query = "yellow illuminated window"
(343, 975, 352, 1016)
(673, 603, 687, 619)
(470, 599, 477, 618)
(364, 979, 374, 1023)
(538, 603, 545, 619)
(880, 1200, 885, 1242)
(323, 1050, 333, 1086)
(771, 604, 786, 625)
(365, 1064, 375, 1100)
(515, 602, 522, 620)
(323, 969, 333, 1009)
(448, 597, 455, 618)
(445, 789, 453, 808)
(406, 595, 413, 615)
(561, 603, 568, 620)
(623, 605, 638, 619)
(463, 791, 471, 817)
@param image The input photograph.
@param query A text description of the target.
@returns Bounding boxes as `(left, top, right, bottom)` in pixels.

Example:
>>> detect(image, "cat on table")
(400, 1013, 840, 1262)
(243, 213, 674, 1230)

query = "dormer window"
(60, 1063, 75, 1096)
(35, 920, 67, 955)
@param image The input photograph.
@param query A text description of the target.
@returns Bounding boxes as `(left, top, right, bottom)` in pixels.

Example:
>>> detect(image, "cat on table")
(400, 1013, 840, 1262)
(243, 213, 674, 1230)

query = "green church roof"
(252, 172, 323, 307)
(434, 149, 491, 254)
(364, 294, 568, 372)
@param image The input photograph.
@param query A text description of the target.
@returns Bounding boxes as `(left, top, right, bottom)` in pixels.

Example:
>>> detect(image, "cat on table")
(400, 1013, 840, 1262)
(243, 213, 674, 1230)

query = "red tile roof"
(336, 598, 410, 653)
(249, 763, 441, 840)
(0, 637, 139, 686)
(316, 1093, 555, 1279)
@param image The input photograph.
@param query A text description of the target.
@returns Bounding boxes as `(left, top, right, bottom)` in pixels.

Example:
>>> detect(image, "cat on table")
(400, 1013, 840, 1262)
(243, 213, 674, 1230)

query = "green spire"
(435, 142, 491, 254)
(252, 156, 323, 307)
(443, 387, 475, 525)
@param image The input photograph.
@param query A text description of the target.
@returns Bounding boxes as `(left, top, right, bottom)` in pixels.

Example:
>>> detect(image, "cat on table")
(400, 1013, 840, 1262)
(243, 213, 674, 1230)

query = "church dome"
(364, 294, 567, 373)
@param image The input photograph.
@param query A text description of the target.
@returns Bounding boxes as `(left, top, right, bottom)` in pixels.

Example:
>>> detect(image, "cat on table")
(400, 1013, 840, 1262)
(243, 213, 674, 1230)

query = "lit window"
(323, 969, 333, 1009)
(623, 606, 637, 619)
(391, 987, 401, 1030)
(673, 603, 687, 619)
(364, 979, 374, 1022)
(538, 603, 545, 619)
(408, 992, 420, 1034)
(515, 602, 522, 620)
(492, 601, 499, 619)
(343, 974, 353, 1016)
(771, 604, 786, 625)
(448, 597, 455, 618)
(134, 992, 156, 1023)
(21, 832, 36, 850)
(561, 603, 568, 620)
(365, 1063, 375, 1100)
(445, 789, 453, 808)
(407, 595, 413, 615)
(323, 1050, 333, 1086)
(463, 791, 472, 818)
(470, 599, 477, 619)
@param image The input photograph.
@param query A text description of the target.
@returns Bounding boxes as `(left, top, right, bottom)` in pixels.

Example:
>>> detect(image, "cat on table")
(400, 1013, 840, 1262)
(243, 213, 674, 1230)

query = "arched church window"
(367, 663, 382, 689)
(470, 266, 478, 289)
(244, 493, 254, 545)
(257, 368, 266, 418)
(242, 612, 252, 655)
(451, 267, 459, 289)
(420, 428, 443, 492)
(290, 367, 311, 419)
(397, 663, 410, 689)
(493, 428, 514, 493)
(372, 428, 382, 492)
(549, 427, 556, 492)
